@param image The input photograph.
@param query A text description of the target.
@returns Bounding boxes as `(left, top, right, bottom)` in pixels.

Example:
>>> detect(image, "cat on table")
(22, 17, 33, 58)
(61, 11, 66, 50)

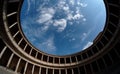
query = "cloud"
(28, 28, 43, 38)
(36, 0, 87, 32)
(53, 19, 67, 32)
(81, 32, 90, 41)
(80, 3, 88, 7)
(44, 20, 53, 25)
(27, 0, 30, 13)
(37, 13, 53, 23)
(23, 0, 88, 38)
(67, 13, 84, 21)
(63, 6, 69, 11)
(83, 18, 87, 21)
(39, 36, 56, 52)
(58, 0, 66, 8)
(76, 1, 88, 7)
(80, 33, 87, 41)
(26, 0, 35, 13)
(36, 8, 55, 24)
(22, 22, 47, 39)
(69, 0, 75, 5)
(21, 16, 37, 31)
(41, 25, 49, 32)
(73, 13, 84, 20)
(69, 38, 76, 42)
(82, 42, 93, 50)
(41, 8, 55, 15)
(67, 13, 73, 20)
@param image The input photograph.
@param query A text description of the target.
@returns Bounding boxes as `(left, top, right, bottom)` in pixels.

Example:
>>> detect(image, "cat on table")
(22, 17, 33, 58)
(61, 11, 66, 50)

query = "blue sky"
(20, 0, 106, 55)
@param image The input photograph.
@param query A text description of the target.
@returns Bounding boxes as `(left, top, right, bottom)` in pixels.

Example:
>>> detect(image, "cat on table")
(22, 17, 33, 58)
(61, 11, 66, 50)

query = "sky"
(20, 0, 106, 55)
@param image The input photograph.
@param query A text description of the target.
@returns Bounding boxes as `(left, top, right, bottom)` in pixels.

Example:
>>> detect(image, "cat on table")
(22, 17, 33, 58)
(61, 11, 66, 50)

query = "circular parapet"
(0, 0, 120, 74)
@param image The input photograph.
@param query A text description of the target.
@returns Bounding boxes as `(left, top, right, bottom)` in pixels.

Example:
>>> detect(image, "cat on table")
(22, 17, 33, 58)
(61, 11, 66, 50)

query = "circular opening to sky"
(20, 0, 106, 55)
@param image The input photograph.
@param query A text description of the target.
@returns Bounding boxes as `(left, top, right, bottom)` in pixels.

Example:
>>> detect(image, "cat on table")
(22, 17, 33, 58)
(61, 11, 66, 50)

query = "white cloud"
(69, 0, 75, 5)
(39, 37, 56, 52)
(67, 13, 84, 20)
(36, 8, 55, 24)
(21, 16, 50, 40)
(81, 33, 87, 41)
(41, 8, 55, 15)
(30, 28, 43, 38)
(26, 0, 35, 13)
(53, 19, 67, 32)
(24, 26, 47, 39)
(83, 33, 87, 36)
(82, 42, 93, 50)
(80, 29, 93, 42)
(27, 0, 30, 13)
(83, 18, 87, 21)
(77, 1, 88, 7)
(58, 0, 66, 8)
(37, 13, 53, 23)
(44, 20, 53, 26)
(36, 0, 87, 27)
(59, 0, 66, 5)
(80, 3, 88, 7)
(63, 6, 69, 11)
(69, 22, 73, 25)
(67, 13, 73, 20)
(69, 38, 76, 42)
(76, 7, 80, 14)
(73, 13, 84, 20)
(41, 25, 49, 31)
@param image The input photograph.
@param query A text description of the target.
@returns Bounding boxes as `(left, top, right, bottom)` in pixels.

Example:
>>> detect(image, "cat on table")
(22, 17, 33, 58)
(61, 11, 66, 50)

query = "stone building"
(0, 0, 120, 74)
